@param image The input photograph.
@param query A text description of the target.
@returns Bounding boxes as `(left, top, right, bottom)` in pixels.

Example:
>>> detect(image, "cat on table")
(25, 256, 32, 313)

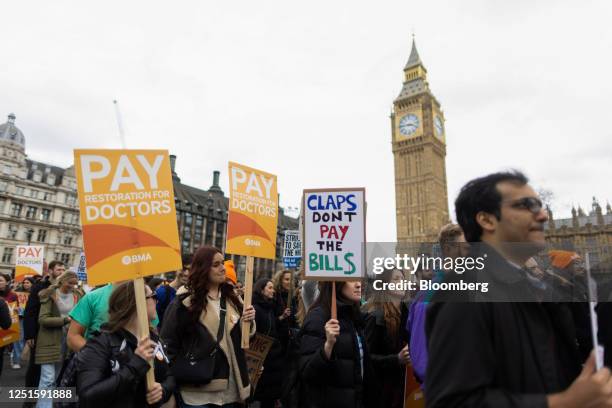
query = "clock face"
(399, 114, 420, 136)
(434, 115, 444, 137)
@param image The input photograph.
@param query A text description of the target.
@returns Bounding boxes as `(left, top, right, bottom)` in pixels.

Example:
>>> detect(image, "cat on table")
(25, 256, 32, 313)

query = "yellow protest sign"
(15, 245, 44, 282)
(226, 162, 278, 259)
(74, 149, 182, 285)
(0, 301, 20, 347)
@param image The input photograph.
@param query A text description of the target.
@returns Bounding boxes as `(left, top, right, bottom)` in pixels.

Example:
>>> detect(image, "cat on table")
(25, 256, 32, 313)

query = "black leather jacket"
(77, 328, 175, 408)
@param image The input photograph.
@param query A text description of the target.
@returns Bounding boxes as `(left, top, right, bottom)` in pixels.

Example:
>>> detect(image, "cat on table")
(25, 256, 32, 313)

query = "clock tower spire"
(392, 37, 450, 244)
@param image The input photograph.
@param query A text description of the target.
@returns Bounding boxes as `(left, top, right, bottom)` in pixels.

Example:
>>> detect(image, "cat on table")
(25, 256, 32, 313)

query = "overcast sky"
(2, 0, 611, 241)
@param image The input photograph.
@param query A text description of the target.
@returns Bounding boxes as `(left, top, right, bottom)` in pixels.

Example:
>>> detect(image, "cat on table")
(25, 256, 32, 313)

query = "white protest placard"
(283, 230, 301, 268)
(303, 188, 366, 281)
(15, 245, 45, 282)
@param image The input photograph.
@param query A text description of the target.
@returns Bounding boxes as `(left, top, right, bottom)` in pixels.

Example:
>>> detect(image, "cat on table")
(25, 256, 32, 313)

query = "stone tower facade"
(392, 39, 450, 243)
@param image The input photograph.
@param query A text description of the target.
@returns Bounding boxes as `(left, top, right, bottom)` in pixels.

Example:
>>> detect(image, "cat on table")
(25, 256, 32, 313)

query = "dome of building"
(0, 113, 26, 149)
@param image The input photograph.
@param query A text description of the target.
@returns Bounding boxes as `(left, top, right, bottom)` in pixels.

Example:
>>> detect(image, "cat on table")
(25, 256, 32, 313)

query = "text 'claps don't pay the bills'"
(303, 188, 366, 281)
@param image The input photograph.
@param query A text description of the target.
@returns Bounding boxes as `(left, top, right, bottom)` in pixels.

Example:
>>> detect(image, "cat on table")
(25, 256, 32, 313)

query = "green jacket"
(35, 288, 83, 364)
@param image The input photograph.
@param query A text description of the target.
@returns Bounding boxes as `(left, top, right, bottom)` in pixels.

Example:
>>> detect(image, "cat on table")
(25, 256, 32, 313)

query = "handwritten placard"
(245, 333, 274, 391)
(303, 188, 366, 281)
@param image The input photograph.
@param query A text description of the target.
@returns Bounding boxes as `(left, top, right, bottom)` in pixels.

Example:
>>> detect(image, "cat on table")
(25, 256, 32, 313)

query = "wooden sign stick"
(287, 271, 294, 313)
(133, 277, 155, 388)
(331, 281, 337, 320)
(241, 256, 255, 349)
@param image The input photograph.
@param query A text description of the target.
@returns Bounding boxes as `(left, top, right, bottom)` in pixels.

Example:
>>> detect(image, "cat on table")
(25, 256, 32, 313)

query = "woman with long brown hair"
(161, 246, 255, 408)
(363, 268, 410, 408)
(77, 281, 174, 408)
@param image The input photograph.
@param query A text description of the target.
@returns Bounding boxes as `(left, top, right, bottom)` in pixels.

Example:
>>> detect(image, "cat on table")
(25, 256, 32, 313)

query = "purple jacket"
(407, 290, 428, 388)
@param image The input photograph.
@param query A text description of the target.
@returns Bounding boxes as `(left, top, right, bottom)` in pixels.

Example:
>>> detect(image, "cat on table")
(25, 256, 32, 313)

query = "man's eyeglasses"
(146, 293, 158, 301)
(502, 197, 544, 214)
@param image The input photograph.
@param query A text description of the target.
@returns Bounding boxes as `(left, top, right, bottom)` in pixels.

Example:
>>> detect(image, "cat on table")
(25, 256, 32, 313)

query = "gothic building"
(392, 39, 450, 244)
(545, 198, 612, 274)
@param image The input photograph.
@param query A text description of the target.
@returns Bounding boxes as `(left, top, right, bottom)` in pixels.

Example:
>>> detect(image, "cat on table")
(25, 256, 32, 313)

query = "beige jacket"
(177, 286, 255, 405)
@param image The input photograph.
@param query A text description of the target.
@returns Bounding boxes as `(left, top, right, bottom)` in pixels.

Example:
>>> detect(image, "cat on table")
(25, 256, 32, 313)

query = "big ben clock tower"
(392, 39, 450, 243)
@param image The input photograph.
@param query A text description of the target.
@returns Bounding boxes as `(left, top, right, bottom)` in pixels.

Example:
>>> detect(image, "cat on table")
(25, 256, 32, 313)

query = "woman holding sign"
(77, 281, 175, 408)
(363, 269, 410, 408)
(272, 270, 298, 350)
(161, 246, 256, 408)
(299, 281, 376, 408)
(251, 278, 284, 408)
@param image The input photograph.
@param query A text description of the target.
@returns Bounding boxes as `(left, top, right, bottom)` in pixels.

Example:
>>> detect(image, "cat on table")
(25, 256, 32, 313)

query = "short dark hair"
(147, 277, 164, 291)
(455, 171, 528, 242)
(48, 261, 65, 271)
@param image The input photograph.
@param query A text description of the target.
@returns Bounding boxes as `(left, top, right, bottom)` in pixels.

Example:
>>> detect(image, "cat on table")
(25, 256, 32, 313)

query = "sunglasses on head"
(503, 197, 544, 214)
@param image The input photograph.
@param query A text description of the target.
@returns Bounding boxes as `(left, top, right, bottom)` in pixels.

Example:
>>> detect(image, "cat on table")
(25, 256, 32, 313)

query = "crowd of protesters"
(0, 170, 611, 407)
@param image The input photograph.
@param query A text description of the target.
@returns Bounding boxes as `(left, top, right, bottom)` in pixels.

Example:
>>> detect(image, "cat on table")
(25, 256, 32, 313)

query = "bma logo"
(244, 238, 261, 247)
(122, 253, 153, 265)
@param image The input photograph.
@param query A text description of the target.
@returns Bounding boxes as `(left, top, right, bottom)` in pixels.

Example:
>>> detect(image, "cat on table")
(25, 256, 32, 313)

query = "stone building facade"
(0, 114, 82, 275)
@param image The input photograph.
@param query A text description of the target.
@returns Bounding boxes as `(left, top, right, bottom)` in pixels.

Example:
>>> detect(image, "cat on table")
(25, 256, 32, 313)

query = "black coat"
(597, 302, 612, 368)
(274, 289, 299, 352)
(76, 328, 175, 408)
(425, 246, 582, 408)
(299, 303, 376, 408)
(23, 276, 52, 341)
(363, 303, 408, 408)
(252, 292, 284, 400)
(0, 298, 11, 329)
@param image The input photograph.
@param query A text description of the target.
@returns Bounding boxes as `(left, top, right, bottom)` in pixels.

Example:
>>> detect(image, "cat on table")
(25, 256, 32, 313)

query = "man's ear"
(476, 211, 497, 235)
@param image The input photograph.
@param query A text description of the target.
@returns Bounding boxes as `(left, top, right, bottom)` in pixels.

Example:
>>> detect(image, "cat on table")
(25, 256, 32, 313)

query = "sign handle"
(134, 278, 155, 388)
(331, 281, 337, 320)
(241, 256, 255, 349)
(287, 271, 294, 314)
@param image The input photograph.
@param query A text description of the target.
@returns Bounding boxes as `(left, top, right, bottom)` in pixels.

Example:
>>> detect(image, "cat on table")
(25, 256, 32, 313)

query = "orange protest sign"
(226, 162, 278, 259)
(0, 301, 20, 347)
(74, 149, 182, 285)
(15, 245, 44, 283)
(404, 364, 425, 408)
